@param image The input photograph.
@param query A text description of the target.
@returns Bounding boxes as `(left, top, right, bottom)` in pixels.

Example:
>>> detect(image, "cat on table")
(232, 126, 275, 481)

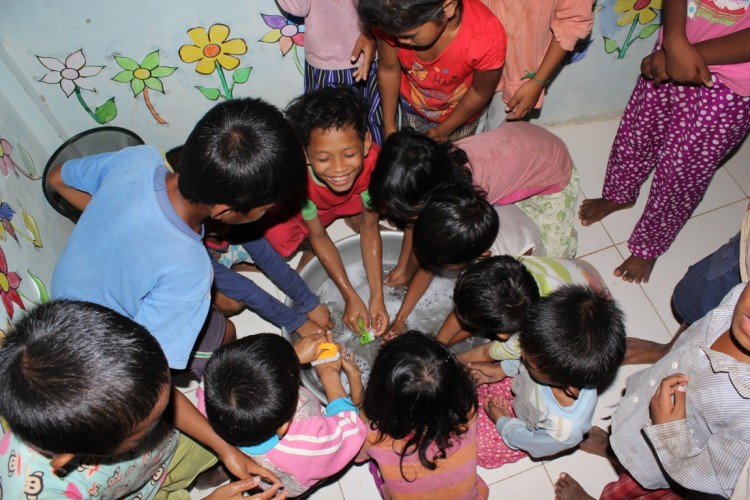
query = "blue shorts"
(188, 311, 226, 379)
(672, 232, 741, 325)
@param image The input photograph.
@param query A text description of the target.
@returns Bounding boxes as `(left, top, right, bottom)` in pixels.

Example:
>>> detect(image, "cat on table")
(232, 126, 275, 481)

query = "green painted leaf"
(197, 86, 221, 100)
(130, 78, 145, 96)
(114, 55, 139, 71)
(17, 143, 36, 176)
(233, 67, 252, 84)
(603, 37, 619, 54)
(95, 97, 117, 123)
(27, 270, 49, 303)
(141, 50, 160, 70)
(112, 70, 134, 83)
(144, 77, 164, 93)
(151, 66, 177, 78)
(638, 23, 660, 39)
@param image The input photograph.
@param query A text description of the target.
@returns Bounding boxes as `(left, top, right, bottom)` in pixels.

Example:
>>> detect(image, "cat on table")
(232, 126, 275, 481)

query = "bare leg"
(578, 198, 635, 226)
(295, 249, 315, 272)
(554, 473, 595, 500)
(579, 426, 611, 459)
(614, 255, 657, 284)
(623, 322, 688, 365)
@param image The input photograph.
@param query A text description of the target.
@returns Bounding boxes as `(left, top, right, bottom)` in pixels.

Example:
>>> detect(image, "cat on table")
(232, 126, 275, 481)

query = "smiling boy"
(262, 87, 388, 336)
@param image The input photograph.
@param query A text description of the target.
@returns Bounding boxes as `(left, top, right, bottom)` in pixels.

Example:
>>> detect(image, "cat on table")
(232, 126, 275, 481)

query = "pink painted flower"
(0, 246, 24, 320)
(0, 138, 19, 177)
(260, 14, 305, 56)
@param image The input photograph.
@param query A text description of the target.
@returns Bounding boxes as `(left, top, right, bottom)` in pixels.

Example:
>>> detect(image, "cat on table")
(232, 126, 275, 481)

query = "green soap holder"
(357, 318, 376, 345)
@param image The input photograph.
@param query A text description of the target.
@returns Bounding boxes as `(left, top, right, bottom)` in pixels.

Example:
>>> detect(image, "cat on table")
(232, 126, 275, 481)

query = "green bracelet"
(522, 71, 550, 86)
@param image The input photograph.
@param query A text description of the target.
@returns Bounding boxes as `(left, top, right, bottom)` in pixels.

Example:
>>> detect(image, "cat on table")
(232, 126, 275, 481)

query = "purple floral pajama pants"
(604, 75, 750, 259)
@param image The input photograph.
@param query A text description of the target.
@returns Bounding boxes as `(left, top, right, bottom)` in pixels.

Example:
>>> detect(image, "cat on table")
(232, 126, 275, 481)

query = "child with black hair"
(0, 300, 281, 499)
(438, 255, 607, 346)
(357, 0, 506, 142)
(49, 97, 309, 486)
(200, 334, 367, 497)
(356, 331, 488, 499)
(261, 86, 388, 336)
(458, 285, 626, 469)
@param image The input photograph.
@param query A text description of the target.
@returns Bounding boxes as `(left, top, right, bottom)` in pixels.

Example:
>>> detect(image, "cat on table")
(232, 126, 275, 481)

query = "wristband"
(522, 71, 550, 86)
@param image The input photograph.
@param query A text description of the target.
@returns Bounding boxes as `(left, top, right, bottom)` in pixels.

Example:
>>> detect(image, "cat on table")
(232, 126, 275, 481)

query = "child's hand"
(307, 303, 333, 330)
(649, 373, 689, 425)
(467, 362, 506, 386)
(368, 299, 389, 336)
(426, 125, 451, 143)
(385, 264, 413, 287)
(203, 477, 287, 499)
(343, 295, 369, 334)
(294, 331, 333, 365)
(295, 319, 326, 338)
(340, 347, 362, 379)
(505, 81, 543, 120)
(484, 396, 512, 423)
(351, 32, 376, 82)
(380, 318, 406, 343)
(217, 448, 281, 493)
(663, 38, 712, 87)
(641, 49, 669, 86)
(314, 347, 343, 376)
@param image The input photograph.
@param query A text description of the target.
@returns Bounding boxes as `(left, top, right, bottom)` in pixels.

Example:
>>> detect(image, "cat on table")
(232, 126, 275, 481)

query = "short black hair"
(178, 97, 306, 213)
(0, 300, 169, 456)
(454, 256, 540, 335)
(412, 186, 498, 273)
(368, 129, 472, 228)
(357, 0, 462, 34)
(285, 87, 369, 148)
(520, 285, 626, 388)
(203, 334, 300, 446)
(363, 331, 476, 476)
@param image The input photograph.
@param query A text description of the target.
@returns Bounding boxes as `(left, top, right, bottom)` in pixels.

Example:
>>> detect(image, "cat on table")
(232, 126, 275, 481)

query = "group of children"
(3, 0, 750, 497)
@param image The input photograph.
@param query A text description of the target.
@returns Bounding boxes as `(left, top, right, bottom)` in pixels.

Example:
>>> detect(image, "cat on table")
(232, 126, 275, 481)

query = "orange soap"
(317, 343, 339, 360)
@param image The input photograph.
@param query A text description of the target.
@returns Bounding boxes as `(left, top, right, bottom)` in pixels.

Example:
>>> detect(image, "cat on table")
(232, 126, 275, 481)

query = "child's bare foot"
(614, 255, 656, 284)
(554, 473, 595, 500)
(578, 198, 634, 226)
(579, 426, 609, 457)
(623, 337, 670, 365)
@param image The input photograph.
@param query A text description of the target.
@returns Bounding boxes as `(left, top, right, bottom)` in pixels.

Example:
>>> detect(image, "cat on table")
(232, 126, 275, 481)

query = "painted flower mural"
(113, 50, 176, 124)
(0, 246, 24, 320)
(260, 14, 305, 75)
(0, 137, 40, 180)
(37, 49, 117, 123)
(179, 24, 252, 100)
(599, 0, 662, 59)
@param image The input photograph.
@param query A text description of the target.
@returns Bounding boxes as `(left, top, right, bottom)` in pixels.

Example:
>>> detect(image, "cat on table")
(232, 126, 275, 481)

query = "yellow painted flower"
(614, 0, 662, 26)
(179, 24, 247, 75)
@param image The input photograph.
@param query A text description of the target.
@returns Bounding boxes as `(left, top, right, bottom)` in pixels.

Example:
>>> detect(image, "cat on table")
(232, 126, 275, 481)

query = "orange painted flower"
(179, 24, 247, 75)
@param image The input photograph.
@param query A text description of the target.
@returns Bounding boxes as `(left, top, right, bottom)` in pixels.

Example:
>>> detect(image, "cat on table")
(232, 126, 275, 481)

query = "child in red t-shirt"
(261, 87, 388, 337)
(358, 0, 507, 142)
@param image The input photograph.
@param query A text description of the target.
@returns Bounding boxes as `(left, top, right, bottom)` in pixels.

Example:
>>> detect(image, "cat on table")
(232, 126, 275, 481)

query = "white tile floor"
(187, 117, 750, 499)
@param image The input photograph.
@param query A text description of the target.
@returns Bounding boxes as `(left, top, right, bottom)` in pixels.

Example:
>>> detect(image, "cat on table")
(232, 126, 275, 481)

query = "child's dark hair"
(0, 300, 169, 456)
(178, 97, 306, 213)
(412, 186, 498, 273)
(203, 334, 300, 446)
(521, 285, 626, 388)
(285, 87, 369, 148)
(454, 256, 540, 335)
(165, 145, 183, 172)
(358, 0, 462, 35)
(363, 331, 476, 478)
(368, 129, 472, 228)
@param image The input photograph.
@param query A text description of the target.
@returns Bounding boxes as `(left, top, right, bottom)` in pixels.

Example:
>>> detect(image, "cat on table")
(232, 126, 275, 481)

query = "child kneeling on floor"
(0, 300, 263, 499)
(458, 284, 626, 468)
(200, 334, 367, 497)
(357, 332, 488, 499)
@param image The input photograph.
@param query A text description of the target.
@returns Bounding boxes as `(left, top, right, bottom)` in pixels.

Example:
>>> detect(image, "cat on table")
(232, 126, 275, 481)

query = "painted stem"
(292, 45, 304, 76)
(74, 86, 101, 123)
(17, 290, 40, 307)
(215, 61, 233, 100)
(143, 87, 167, 124)
(619, 16, 640, 60)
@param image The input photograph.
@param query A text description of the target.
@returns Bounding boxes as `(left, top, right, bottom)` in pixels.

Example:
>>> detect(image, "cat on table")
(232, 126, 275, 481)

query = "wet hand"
(368, 300, 389, 336)
(295, 319, 326, 338)
(307, 303, 333, 329)
(385, 265, 412, 287)
(294, 331, 333, 365)
(340, 347, 362, 378)
(343, 296, 369, 334)
(649, 373, 688, 425)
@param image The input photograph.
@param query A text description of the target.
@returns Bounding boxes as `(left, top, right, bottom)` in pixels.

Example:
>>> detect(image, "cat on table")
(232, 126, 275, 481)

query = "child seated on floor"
(438, 255, 608, 346)
(458, 285, 626, 468)
(0, 300, 264, 499)
(261, 86, 387, 336)
(166, 146, 332, 338)
(200, 334, 367, 498)
(357, 0, 506, 142)
(356, 331, 488, 499)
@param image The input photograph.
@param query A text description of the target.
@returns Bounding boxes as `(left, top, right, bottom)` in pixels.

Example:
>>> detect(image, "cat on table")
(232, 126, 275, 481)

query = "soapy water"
(301, 262, 487, 397)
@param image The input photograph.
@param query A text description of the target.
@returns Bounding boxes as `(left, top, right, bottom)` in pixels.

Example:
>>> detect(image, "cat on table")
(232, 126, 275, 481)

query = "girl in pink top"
(478, 0, 594, 127)
(357, 332, 488, 500)
(358, 0, 507, 142)
(579, 0, 750, 284)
